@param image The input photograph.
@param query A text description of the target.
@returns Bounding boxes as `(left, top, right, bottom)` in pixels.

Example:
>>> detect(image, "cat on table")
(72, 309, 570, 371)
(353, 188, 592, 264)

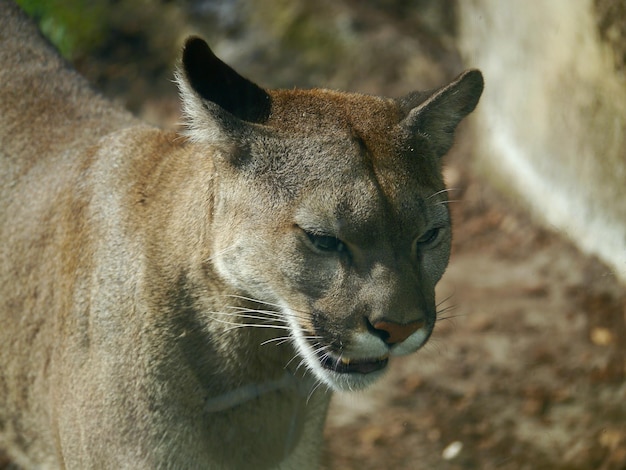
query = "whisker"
(435, 311, 458, 323)
(222, 308, 288, 322)
(427, 188, 458, 200)
(436, 293, 455, 308)
(437, 312, 467, 322)
(435, 291, 458, 322)
(260, 336, 291, 346)
(437, 304, 457, 315)
(212, 310, 278, 320)
(224, 294, 310, 317)
(284, 354, 300, 370)
(212, 316, 293, 332)
(261, 334, 321, 347)
(224, 306, 309, 323)
(289, 340, 328, 372)
(210, 311, 287, 328)
(224, 324, 294, 334)
(218, 319, 248, 328)
(436, 301, 458, 318)
(292, 356, 310, 373)
(224, 294, 284, 310)
(434, 199, 461, 206)
(213, 305, 299, 322)
(306, 379, 328, 404)
(226, 305, 282, 315)
(203, 244, 238, 264)
(285, 340, 321, 370)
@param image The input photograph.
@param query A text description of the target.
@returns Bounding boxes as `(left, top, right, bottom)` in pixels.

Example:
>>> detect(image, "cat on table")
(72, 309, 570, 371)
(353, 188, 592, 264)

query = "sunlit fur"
(0, 4, 482, 467)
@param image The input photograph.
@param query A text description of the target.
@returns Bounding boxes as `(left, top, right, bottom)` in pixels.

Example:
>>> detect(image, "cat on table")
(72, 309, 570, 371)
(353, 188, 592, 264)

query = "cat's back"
(0, 0, 136, 182)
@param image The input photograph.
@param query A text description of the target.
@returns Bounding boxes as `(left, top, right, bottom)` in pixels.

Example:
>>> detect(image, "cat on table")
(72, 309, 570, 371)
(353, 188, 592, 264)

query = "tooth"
(340, 357, 351, 365)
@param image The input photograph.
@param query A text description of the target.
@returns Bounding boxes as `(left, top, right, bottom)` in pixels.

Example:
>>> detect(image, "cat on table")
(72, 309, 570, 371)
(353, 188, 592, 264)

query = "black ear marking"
(182, 37, 271, 124)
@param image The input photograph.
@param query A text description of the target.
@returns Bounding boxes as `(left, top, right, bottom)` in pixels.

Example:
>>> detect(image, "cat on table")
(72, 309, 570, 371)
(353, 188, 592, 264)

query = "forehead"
(301, 163, 446, 224)
(258, 87, 448, 232)
(291, 143, 448, 240)
(265, 87, 444, 185)
(266, 88, 400, 138)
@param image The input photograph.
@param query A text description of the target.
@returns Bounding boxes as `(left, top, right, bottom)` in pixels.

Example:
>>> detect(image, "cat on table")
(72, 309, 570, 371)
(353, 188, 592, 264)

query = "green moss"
(252, 0, 348, 68)
(16, 0, 108, 59)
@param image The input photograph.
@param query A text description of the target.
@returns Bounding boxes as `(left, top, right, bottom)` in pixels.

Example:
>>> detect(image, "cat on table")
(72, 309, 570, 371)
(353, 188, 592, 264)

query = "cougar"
(0, 2, 483, 468)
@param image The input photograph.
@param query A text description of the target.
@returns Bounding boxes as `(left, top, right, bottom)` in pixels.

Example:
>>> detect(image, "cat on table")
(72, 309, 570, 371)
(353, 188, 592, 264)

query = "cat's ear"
(176, 37, 271, 145)
(399, 69, 483, 157)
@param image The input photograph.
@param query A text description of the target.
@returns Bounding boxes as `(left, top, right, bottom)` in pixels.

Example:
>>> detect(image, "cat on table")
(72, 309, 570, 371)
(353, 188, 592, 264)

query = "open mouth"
(317, 351, 389, 375)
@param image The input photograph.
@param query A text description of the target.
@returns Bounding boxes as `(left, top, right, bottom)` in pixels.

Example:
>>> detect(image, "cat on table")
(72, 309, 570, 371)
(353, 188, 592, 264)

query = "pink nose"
(372, 320, 424, 345)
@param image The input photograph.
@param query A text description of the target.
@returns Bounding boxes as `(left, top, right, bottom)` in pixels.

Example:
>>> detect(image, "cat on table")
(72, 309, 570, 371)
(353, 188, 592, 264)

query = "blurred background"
(5, 0, 626, 468)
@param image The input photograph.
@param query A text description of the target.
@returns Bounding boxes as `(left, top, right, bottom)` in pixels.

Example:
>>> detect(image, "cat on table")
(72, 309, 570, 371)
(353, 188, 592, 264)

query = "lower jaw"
(320, 366, 388, 391)
(319, 355, 389, 375)
(311, 356, 389, 391)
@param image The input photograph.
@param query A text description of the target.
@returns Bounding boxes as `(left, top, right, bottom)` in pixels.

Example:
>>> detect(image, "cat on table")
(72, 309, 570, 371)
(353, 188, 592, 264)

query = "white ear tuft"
(174, 69, 236, 145)
(175, 37, 272, 146)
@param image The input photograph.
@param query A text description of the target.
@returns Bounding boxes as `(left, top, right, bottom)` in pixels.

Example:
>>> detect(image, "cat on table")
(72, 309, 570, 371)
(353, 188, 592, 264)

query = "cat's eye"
(415, 227, 442, 246)
(304, 231, 347, 254)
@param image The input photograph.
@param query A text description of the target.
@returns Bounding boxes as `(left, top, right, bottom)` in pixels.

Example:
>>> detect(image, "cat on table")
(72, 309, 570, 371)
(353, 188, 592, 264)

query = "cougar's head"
(177, 37, 483, 391)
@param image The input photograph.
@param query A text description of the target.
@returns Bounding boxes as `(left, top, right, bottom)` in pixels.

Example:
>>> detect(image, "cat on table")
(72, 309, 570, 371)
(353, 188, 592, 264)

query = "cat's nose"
(370, 319, 425, 345)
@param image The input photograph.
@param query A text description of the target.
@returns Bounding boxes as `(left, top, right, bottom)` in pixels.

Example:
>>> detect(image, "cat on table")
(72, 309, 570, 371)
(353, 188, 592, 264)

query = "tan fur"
(0, 2, 483, 468)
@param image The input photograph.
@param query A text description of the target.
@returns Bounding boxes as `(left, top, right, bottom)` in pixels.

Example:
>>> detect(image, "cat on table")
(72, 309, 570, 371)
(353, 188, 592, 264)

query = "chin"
(315, 365, 389, 392)
(283, 315, 389, 392)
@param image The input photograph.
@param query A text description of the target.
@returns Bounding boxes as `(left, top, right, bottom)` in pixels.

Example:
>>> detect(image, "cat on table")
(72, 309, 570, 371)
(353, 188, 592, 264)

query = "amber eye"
(304, 231, 347, 253)
(416, 227, 441, 246)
